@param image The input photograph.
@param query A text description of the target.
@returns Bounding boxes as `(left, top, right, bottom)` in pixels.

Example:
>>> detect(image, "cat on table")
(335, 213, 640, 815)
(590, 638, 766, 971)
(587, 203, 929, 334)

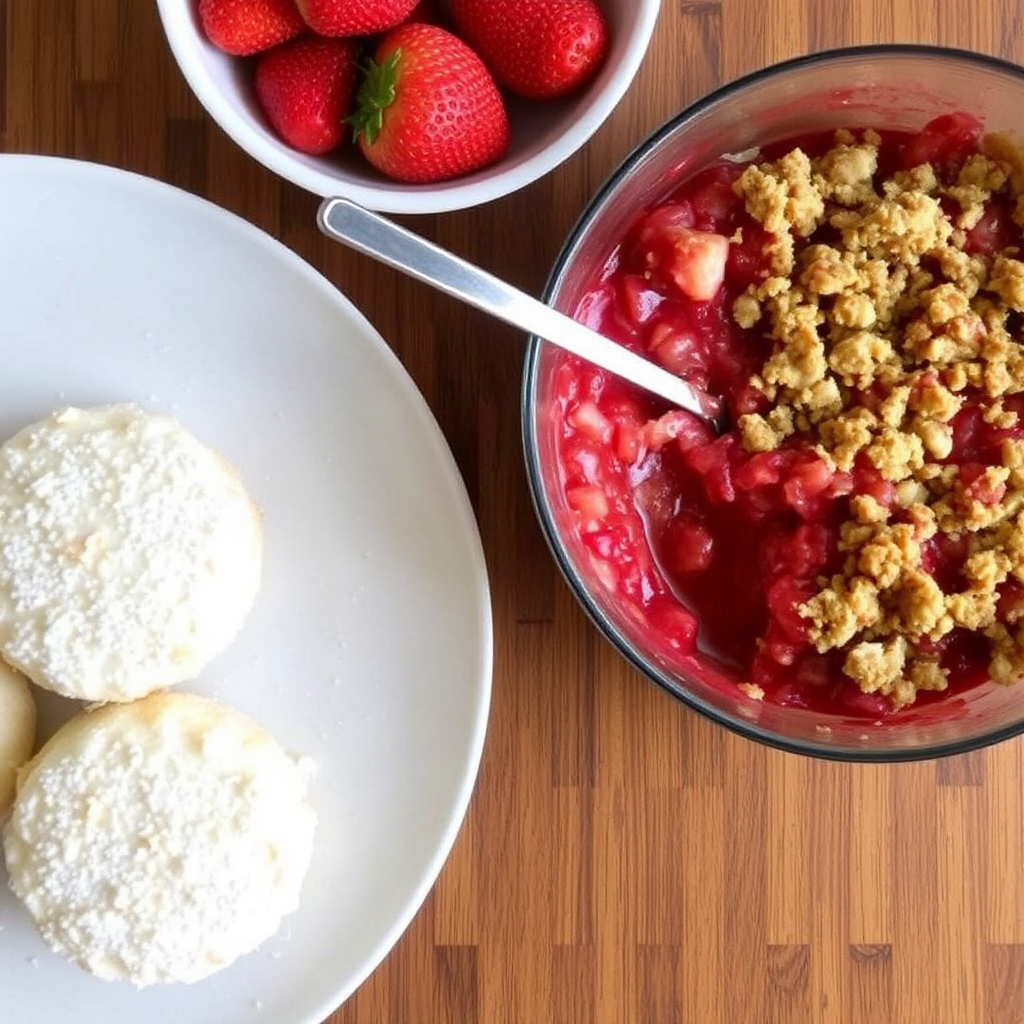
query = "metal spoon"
(316, 197, 724, 427)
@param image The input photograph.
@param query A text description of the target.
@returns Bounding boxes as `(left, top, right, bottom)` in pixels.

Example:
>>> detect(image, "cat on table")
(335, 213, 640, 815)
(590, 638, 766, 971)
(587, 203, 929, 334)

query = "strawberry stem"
(348, 49, 402, 146)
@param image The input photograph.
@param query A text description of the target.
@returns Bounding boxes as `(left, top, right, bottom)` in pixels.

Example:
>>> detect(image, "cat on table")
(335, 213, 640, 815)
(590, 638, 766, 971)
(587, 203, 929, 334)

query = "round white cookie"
(0, 405, 263, 702)
(3, 691, 316, 986)
(0, 660, 35, 815)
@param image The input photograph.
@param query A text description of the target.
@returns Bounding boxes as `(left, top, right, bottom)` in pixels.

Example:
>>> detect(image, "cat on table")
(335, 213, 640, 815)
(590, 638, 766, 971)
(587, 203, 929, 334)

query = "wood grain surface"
(6, 1, 1024, 1022)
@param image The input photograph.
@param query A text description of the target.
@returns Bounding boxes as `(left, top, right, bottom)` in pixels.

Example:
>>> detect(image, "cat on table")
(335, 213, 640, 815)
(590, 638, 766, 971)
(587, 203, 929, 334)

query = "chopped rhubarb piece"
(782, 457, 836, 520)
(643, 409, 709, 453)
(683, 436, 737, 504)
(619, 273, 665, 326)
(647, 321, 708, 379)
(613, 421, 643, 463)
(567, 399, 613, 443)
(733, 450, 786, 491)
(661, 228, 730, 302)
(566, 484, 609, 523)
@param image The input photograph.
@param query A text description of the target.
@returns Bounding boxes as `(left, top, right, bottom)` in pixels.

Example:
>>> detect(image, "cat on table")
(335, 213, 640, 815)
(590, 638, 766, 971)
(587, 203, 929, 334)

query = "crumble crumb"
(988, 256, 1024, 311)
(726, 125, 1024, 704)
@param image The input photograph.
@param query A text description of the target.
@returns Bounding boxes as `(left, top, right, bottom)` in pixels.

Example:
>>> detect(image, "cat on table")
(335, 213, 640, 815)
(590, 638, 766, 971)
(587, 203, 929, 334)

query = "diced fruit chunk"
(660, 228, 730, 302)
(566, 484, 610, 523)
(642, 409, 711, 453)
(567, 400, 613, 443)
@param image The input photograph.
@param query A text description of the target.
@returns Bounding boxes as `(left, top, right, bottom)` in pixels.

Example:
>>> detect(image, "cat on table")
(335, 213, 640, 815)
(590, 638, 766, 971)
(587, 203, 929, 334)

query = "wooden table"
(6, 1, 1024, 1021)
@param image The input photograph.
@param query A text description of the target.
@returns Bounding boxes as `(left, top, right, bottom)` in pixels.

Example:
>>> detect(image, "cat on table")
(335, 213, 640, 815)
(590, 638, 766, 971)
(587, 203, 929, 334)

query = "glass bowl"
(522, 44, 1024, 761)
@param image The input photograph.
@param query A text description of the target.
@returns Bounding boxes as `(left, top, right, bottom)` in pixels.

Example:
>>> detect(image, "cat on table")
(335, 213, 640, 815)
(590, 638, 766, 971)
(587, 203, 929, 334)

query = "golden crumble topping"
(731, 127, 1024, 706)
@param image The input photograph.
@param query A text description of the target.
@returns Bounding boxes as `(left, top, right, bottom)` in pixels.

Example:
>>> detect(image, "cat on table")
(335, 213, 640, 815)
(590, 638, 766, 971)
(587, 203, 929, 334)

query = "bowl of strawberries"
(156, 0, 661, 213)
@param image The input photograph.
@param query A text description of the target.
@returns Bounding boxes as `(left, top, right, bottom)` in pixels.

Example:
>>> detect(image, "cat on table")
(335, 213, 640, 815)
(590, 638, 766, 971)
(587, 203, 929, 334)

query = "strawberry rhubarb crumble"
(555, 113, 1024, 716)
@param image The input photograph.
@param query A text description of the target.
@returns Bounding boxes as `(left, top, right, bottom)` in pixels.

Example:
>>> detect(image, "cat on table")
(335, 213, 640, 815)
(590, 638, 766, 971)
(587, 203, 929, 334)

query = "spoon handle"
(317, 197, 722, 423)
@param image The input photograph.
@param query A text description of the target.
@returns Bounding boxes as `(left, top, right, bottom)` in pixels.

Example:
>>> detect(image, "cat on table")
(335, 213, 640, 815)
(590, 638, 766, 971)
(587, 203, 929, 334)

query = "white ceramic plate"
(0, 156, 492, 1024)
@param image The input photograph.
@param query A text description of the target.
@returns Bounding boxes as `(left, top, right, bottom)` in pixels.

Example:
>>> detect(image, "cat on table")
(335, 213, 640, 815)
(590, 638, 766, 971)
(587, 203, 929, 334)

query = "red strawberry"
(349, 23, 509, 184)
(449, 0, 609, 100)
(254, 36, 359, 155)
(198, 0, 305, 56)
(295, 0, 419, 36)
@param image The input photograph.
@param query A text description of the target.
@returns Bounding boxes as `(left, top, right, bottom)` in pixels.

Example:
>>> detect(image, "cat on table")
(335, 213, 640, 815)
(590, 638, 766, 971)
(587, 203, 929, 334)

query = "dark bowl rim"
(520, 42, 1024, 763)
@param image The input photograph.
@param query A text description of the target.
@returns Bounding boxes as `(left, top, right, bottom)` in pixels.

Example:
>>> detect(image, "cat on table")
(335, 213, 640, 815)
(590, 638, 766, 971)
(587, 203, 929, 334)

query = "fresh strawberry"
(349, 23, 509, 184)
(295, 0, 419, 36)
(449, 0, 608, 100)
(254, 36, 359, 155)
(198, 0, 305, 56)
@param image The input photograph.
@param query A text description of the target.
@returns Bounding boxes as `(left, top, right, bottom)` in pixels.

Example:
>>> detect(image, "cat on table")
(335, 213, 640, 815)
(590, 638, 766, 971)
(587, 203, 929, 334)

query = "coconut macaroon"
(3, 691, 316, 986)
(0, 405, 263, 702)
(0, 660, 35, 816)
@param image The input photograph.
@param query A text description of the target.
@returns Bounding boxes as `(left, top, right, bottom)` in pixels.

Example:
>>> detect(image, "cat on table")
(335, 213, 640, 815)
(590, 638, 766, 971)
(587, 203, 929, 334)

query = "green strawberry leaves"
(347, 49, 402, 146)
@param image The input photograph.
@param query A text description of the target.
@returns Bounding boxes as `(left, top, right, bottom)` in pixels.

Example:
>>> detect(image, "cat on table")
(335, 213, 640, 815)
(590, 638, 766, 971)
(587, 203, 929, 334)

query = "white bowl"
(156, 0, 661, 214)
